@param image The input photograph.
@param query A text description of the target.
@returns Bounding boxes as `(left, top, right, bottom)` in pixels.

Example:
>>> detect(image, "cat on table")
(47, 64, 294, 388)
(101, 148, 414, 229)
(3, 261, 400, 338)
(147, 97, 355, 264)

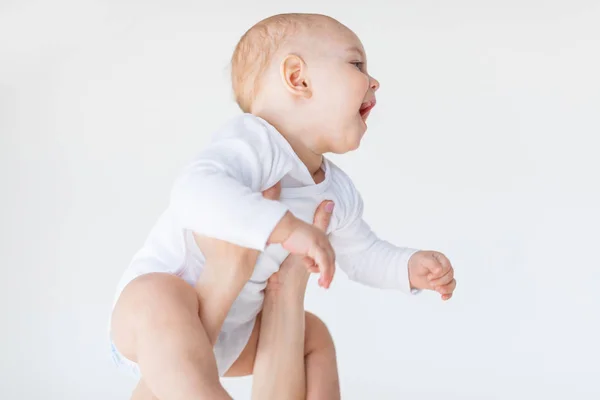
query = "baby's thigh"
(110, 272, 201, 362)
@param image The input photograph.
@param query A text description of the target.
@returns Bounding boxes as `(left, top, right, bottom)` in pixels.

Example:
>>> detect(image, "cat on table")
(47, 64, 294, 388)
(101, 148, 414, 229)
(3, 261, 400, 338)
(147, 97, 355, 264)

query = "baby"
(110, 13, 456, 399)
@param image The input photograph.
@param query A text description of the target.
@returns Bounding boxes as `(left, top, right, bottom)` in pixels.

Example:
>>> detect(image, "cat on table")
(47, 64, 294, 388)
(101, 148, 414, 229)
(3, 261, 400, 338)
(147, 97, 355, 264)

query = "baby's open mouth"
(359, 98, 376, 120)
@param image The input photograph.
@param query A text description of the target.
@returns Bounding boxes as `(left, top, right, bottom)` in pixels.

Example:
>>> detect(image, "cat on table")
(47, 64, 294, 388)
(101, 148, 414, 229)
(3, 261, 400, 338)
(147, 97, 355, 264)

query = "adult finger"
(313, 200, 334, 232)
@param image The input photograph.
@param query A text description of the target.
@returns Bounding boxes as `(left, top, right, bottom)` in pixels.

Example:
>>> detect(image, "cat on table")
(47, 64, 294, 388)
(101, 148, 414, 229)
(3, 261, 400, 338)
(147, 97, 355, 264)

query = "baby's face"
(301, 23, 380, 154)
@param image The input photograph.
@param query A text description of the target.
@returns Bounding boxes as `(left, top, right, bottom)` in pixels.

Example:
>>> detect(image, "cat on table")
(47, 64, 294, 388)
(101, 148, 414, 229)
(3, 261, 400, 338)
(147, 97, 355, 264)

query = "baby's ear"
(280, 54, 312, 98)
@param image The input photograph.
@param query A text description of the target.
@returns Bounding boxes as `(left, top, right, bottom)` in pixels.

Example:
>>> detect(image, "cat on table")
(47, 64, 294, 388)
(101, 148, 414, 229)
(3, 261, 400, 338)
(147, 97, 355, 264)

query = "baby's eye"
(351, 61, 364, 71)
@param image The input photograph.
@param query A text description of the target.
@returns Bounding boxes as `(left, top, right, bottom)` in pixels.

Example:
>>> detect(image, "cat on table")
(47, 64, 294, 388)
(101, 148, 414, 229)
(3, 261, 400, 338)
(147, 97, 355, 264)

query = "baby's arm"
(170, 116, 334, 287)
(170, 119, 292, 251)
(330, 182, 456, 298)
(331, 213, 420, 294)
(327, 176, 419, 294)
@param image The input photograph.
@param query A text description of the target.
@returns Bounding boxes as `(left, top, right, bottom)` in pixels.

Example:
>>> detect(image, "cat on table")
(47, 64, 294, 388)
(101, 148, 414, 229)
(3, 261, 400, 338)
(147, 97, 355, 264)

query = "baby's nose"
(370, 76, 380, 91)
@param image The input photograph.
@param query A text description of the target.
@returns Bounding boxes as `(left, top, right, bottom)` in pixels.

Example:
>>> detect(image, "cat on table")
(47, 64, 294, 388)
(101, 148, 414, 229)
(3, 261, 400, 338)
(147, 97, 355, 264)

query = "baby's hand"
(408, 251, 456, 300)
(268, 212, 335, 288)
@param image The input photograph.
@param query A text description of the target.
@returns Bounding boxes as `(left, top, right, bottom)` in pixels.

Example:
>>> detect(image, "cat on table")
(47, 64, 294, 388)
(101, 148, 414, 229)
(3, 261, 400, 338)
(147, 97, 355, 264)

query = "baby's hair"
(230, 13, 326, 113)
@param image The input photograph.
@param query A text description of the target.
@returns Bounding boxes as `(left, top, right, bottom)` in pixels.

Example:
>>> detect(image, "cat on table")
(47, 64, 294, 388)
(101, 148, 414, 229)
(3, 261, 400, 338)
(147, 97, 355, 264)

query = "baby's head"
(231, 13, 379, 155)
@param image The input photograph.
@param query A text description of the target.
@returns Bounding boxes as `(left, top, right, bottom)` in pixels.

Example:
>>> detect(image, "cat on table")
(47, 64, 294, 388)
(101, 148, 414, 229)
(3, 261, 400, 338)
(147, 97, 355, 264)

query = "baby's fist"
(408, 251, 456, 300)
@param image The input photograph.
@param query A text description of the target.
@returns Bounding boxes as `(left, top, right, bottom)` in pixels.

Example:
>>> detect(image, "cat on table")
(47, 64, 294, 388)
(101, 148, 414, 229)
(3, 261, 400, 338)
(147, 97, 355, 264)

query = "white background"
(1, 1, 599, 399)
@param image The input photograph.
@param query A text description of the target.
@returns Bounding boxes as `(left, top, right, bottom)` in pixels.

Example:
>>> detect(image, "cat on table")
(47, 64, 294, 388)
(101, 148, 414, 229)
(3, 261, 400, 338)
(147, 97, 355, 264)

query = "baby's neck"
(285, 135, 323, 179)
(253, 110, 323, 178)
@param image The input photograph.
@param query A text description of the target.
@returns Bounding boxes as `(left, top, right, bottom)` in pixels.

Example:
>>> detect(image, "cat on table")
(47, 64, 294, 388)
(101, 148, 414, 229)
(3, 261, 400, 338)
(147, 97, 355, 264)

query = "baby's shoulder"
(191, 114, 295, 189)
(210, 114, 285, 151)
(211, 113, 265, 140)
(327, 160, 361, 197)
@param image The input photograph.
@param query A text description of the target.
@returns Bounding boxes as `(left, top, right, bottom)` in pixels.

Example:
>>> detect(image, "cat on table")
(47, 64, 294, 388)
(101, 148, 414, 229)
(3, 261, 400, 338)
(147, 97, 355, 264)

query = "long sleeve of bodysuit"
(169, 116, 294, 251)
(329, 183, 421, 295)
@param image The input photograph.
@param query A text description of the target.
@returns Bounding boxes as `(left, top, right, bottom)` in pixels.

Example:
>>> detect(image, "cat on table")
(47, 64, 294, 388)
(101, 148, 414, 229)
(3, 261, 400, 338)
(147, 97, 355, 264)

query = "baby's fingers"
(303, 257, 320, 273)
(428, 269, 454, 289)
(315, 246, 335, 289)
(437, 279, 457, 299)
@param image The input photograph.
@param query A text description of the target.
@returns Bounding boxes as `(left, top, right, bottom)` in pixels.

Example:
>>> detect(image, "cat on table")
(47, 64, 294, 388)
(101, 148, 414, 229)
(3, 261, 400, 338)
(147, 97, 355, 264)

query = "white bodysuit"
(111, 113, 420, 376)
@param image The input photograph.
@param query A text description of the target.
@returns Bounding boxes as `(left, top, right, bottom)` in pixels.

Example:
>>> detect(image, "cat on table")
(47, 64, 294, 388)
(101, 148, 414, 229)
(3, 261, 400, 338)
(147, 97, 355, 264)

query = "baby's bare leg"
(119, 252, 260, 400)
(111, 273, 232, 400)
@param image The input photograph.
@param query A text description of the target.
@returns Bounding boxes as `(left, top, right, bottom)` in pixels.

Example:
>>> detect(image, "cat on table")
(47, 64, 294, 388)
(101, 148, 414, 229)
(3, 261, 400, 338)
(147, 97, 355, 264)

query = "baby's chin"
(327, 131, 364, 154)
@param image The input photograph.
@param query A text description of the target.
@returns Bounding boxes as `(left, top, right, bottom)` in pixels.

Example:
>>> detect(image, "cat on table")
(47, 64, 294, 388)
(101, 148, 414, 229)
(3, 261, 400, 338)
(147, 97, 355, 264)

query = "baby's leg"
(127, 309, 340, 400)
(111, 273, 232, 400)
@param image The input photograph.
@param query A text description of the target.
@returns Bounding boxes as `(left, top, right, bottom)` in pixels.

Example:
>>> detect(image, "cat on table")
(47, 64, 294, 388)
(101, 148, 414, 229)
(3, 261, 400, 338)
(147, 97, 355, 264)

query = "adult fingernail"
(325, 202, 335, 213)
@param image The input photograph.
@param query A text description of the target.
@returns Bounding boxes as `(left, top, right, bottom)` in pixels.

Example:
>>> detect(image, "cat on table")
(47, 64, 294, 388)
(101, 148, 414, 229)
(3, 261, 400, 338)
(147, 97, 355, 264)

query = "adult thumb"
(313, 200, 334, 232)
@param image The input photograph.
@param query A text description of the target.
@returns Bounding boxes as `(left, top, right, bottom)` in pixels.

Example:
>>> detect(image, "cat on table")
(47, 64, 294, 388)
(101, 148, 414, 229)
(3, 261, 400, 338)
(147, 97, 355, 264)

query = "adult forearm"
(195, 257, 258, 345)
(252, 264, 310, 400)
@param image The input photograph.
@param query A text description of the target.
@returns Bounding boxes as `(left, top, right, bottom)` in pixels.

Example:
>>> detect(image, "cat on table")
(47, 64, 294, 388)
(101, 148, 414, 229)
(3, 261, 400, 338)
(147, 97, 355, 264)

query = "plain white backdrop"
(1, 0, 599, 399)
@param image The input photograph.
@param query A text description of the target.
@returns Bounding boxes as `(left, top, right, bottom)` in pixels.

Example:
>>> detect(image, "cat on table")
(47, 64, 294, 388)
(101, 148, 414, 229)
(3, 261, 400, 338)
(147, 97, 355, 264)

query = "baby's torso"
(112, 114, 368, 371)
(179, 176, 347, 329)
(117, 159, 356, 332)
